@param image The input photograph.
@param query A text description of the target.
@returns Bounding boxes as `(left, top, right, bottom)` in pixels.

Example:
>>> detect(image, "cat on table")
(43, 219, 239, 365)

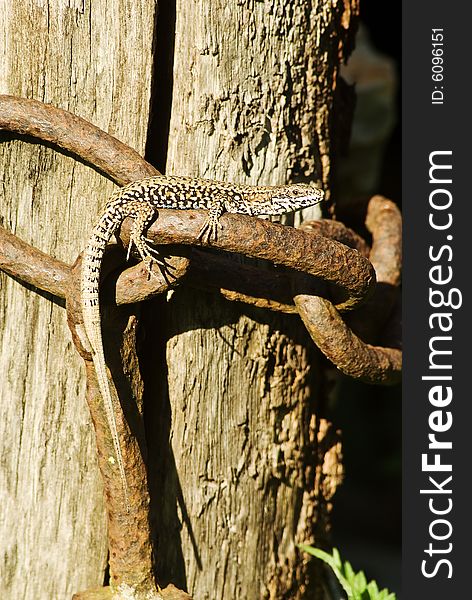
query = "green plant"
(298, 545, 396, 600)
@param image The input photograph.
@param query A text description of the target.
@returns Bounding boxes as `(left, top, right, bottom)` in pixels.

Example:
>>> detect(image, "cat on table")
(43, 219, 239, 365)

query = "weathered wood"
(148, 1, 358, 597)
(0, 1, 156, 598)
(1, 1, 359, 597)
(166, 0, 358, 207)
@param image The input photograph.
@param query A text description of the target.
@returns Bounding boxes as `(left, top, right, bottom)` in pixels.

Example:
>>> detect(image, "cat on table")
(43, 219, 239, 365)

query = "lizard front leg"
(197, 196, 225, 243)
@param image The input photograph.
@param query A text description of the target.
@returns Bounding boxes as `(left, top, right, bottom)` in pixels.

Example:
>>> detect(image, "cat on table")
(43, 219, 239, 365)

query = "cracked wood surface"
(151, 1, 359, 598)
(0, 1, 362, 598)
(0, 1, 156, 598)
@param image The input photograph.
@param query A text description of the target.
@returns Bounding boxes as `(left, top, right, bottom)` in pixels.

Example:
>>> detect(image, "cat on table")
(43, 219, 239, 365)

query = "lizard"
(80, 175, 324, 511)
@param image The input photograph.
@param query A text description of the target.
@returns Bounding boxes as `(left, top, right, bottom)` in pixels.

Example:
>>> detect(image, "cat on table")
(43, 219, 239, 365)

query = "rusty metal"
(119, 210, 376, 311)
(300, 218, 370, 257)
(73, 582, 191, 599)
(2, 205, 401, 387)
(0, 95, 159, 184)
(294, 195, 402, 385)
(0, 94, 377, 314)
(64, 258, 164, 598)
(295, 294, 402, 385)
(366, 195, 402, 286)
(0, 224, 70, 299)
(345, 195, 402, 343)
(0, 94, 402, 595)
(188, 248, 300, 313)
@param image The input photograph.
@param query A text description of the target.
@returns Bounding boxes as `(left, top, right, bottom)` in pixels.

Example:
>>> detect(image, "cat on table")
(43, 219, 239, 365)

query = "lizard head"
(268, 183, 325, 212)
(228, 182, 324, 216)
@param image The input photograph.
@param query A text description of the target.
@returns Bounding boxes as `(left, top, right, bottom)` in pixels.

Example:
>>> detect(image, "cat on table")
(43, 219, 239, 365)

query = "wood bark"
(146, 1, 358, 598)
(0, 0, 359, 598)
(0, 1, 156, 598)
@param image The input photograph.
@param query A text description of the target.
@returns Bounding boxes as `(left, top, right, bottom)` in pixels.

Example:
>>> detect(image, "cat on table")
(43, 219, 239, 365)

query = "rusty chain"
(0, 95, 401, 385)
(0, 94, 401, 598)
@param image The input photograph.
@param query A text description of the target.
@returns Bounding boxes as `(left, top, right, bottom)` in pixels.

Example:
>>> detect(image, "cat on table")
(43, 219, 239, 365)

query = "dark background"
(330, 1, 402, 594)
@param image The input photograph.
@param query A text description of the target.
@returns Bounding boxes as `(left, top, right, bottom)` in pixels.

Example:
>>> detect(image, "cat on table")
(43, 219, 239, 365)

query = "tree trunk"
(146, 1, 358, 598)
(0, 1, 359, 598)
(0, 1, 156, 598)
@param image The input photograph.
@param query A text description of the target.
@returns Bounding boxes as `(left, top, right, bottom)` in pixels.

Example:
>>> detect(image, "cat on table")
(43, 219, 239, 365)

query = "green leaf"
(332, 547, 343, 568)
(344, 560, 356, 583)
(297, 545, 397, 600)
(297, 544, 354, 598)
(353, 570, 367, 593)
(366, 581, 379, 596)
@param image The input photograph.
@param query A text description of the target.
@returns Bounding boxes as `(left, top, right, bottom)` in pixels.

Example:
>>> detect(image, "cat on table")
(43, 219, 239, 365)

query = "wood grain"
(0, 1, 156, 598)
(149, 1, 358, 597)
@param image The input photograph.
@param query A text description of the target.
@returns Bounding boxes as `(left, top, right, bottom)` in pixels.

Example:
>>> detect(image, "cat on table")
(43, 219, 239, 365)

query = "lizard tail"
(84, 305, 130, 511)
(81, 203, 131, 512)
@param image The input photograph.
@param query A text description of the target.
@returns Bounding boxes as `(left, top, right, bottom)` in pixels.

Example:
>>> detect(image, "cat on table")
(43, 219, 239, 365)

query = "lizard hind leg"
(128, 202, 164, 277)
